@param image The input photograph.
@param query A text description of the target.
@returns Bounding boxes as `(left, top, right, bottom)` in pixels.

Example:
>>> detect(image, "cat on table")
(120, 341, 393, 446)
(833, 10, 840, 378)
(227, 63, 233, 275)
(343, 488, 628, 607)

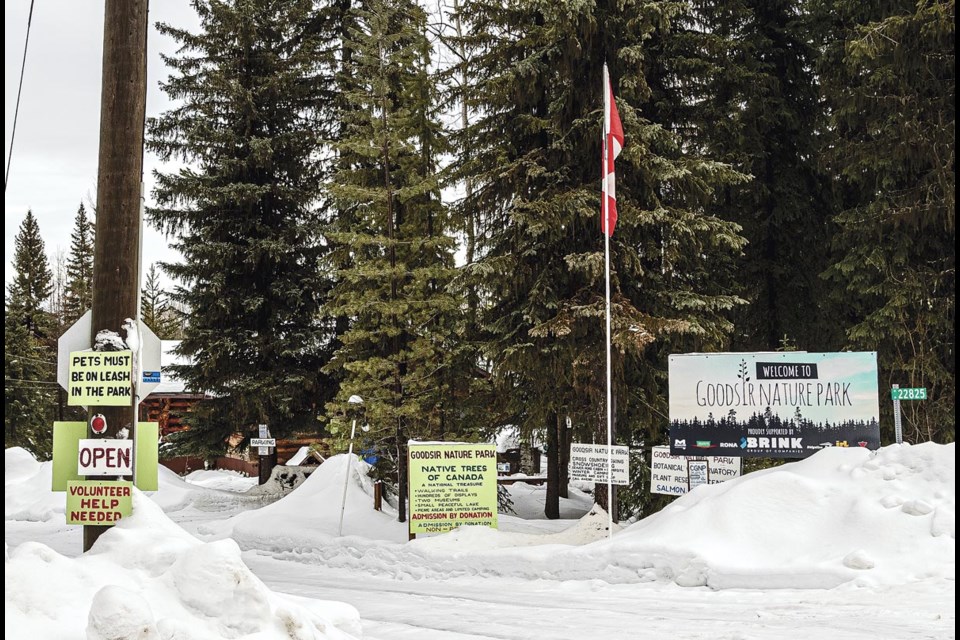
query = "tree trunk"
(545, 412, 560, 519)
(397, 433, 407, 523)
(558, 416, 570, 499)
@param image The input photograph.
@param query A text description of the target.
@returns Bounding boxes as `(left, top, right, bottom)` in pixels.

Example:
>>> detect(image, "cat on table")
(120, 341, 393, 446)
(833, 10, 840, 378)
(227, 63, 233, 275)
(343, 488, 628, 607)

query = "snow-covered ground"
(5, 443, 955, 639)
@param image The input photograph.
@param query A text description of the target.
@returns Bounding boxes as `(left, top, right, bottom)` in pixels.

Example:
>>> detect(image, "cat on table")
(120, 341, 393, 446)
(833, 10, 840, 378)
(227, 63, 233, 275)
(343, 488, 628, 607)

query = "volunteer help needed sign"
(66, 481, 132, 525)
(68, 350, 133, 406)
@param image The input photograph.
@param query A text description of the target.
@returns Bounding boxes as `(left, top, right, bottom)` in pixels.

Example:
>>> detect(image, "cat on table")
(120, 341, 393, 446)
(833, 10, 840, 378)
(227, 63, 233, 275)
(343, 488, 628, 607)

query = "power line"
(5, 0, 36, 193)
(4, 377, 60, 386)
(7, 353, 58, 366)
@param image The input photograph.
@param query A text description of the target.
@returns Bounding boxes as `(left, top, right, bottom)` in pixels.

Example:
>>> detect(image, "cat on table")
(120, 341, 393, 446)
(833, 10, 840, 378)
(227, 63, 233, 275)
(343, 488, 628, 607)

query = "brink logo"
(740, 436, 802, 450)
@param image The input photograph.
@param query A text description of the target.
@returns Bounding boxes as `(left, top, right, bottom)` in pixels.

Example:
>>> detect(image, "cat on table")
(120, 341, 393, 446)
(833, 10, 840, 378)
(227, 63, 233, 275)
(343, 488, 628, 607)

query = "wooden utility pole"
(84, 0, 148, 552)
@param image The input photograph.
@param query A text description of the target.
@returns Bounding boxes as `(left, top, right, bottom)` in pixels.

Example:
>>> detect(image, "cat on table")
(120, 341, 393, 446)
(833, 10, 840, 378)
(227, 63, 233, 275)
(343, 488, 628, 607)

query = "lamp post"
(338, 395, 364, 536)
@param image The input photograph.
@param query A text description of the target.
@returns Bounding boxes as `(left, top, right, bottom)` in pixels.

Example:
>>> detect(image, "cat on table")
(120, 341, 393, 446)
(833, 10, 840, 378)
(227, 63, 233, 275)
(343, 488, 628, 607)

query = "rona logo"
(740, 436, 803, 450)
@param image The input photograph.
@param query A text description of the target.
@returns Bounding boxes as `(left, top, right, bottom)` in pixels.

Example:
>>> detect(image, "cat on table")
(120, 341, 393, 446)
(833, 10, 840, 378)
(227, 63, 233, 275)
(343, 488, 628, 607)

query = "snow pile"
(6, 443, 954, 593)
(418, 506, 621, 553)
(92, 329, 126, 351)
(284, 443, 953, 590)
(3, 447, 216, 521)
(202, 454, 410, 548)
(4, 448, 63, 522)
(184, 469, 258, 493)
(4, 489, 361, 640)
(3, 449, 268, 549)
(599, 441, 955, 589)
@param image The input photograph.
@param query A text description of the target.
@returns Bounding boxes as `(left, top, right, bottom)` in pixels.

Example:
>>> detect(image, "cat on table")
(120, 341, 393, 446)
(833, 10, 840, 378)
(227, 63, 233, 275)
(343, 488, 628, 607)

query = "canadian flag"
(602, 65, 624, 237)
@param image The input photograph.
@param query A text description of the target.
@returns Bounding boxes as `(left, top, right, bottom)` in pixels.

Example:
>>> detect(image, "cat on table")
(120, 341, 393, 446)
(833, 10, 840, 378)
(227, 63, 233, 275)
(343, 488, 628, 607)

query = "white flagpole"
(602, 64, 614, 539)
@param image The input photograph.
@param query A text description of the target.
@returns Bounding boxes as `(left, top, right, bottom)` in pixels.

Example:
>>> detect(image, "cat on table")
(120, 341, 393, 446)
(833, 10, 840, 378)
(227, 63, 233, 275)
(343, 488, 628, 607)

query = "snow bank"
(262, 444, 953, 591)
(408, 442, 955, 589)
(4, 489, 361, 640)
(601, 441, 955, 588)
(2, 447, 230, 520)
(201, 454, 410, 548)
(7, 443, 954, 592)
(184, 469, 258, 493)
(5, 447, 63, 521)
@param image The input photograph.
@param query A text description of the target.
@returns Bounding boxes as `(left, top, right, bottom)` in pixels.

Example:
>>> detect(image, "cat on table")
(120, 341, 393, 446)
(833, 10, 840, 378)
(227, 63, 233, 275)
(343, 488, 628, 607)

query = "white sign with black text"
(569, 443, 630, 485)
(257, 424, 271, 455)
(77, 439, 133, 476)
(650, 445, 741, 496)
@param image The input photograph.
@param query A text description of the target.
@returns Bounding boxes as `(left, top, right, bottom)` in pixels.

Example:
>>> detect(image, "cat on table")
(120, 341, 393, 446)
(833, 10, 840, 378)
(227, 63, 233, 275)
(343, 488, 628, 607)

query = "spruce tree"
(656, 0, 839, 351)
(147, 0, 338, 457)
(324, 0, 460, 522)
(450, 0, 747, 518)
(816, 0, 955, 443)
(7, 211, 55, 341)
(63, 203, 95, 326)
(4, 211, 57, 458)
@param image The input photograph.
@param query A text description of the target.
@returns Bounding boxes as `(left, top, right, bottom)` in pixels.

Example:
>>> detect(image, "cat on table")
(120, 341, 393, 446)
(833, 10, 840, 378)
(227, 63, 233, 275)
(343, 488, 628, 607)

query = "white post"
(337, 395, 364, 536)
(892, 384, 903, 445)
(602, 64, 614, 539)
(337, 419, 357, 537)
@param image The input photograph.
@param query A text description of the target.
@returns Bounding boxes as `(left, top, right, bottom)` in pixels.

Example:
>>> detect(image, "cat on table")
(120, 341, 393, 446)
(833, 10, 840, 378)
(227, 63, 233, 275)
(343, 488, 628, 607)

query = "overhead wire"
(5, 0, 36, 193)
(5, 377, 60, 386)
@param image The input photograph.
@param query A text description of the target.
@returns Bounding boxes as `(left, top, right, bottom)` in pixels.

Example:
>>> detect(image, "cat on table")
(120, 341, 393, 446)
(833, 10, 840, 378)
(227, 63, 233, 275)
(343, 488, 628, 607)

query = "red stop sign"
(91, 414, 107, 435)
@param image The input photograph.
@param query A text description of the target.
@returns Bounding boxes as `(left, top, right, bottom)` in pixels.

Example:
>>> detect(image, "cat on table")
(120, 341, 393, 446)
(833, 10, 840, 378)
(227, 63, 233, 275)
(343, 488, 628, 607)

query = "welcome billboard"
(669, 352, 880, 458)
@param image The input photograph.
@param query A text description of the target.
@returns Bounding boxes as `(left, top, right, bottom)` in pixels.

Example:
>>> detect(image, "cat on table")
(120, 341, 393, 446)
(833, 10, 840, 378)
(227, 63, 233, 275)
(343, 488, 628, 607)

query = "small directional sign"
(256, 424, 271, 455)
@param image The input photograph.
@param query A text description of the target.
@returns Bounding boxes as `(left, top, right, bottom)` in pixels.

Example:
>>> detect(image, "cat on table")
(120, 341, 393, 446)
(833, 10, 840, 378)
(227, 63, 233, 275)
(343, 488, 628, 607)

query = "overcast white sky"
(4, 1, 200, 289)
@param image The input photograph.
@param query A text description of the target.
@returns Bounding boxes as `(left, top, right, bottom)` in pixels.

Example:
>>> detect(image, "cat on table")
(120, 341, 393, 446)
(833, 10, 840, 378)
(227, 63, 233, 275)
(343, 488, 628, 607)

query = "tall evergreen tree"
(63, 202, 95, 326)
(7, 211, 55, 340)
(450, 0, 747, 518)
(147, 0, 339, 457)
(816, 0, 955, 443)
(656, 0, 839, 351)
(4, 211, 57, 458)
(324, 0, 460, 522)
